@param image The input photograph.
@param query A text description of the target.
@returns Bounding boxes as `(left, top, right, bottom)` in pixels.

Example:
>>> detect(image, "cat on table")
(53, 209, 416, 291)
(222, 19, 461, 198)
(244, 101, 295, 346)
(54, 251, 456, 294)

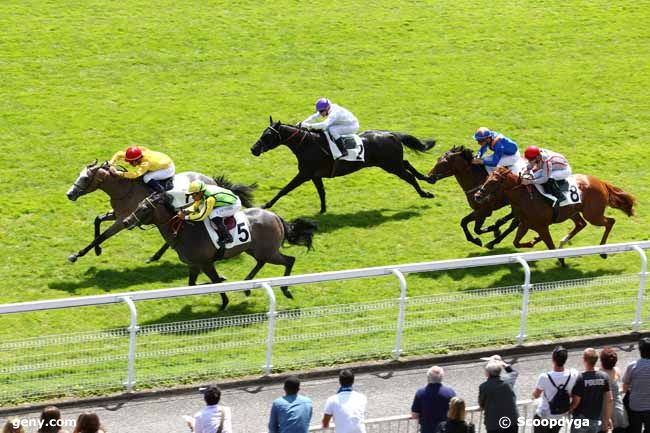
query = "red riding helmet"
(524, 145, 541, 160)
(125, 146, 143, 162)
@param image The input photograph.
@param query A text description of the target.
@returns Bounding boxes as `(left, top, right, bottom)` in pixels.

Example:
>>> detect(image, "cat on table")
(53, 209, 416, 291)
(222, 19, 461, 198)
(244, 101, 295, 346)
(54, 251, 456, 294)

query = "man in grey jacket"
(478, 355, 519, 433)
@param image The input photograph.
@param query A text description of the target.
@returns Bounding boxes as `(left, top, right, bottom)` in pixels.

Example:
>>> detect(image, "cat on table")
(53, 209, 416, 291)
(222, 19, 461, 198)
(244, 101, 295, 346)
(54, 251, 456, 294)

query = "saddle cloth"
(325, 133, 365, 162)
(204, 211, 252, 250)
(533, 176, 582, 207)
(165, 172, 198, 209)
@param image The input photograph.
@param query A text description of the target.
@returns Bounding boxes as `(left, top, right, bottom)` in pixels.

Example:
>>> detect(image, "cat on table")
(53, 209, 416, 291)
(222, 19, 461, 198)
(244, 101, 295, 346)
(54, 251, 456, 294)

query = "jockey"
(302, 98, 359, 159)
(522, 146, 572, 208)
(471, 127, 521, 172)
(109, 146, 175, 193)
(183, 180, 241, 247)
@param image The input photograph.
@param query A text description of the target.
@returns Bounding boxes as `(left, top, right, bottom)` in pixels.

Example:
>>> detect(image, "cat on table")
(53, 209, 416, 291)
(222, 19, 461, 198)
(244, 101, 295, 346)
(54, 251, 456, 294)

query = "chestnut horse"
(475, 167, 636, 265)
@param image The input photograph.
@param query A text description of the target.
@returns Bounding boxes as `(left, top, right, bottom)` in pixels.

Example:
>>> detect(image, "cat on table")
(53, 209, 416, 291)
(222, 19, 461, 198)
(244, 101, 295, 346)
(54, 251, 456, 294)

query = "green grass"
(1, 0, 649, 403)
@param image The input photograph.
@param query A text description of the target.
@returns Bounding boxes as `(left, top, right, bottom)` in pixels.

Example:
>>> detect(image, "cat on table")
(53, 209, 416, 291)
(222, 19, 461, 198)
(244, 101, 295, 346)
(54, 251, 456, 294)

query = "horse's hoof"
(470, 238, 483, 247)
(558, 258, 567, 267)
(145, 256, 156, 263)
(281, 287, 294, 299)
(600, 253, 608, 259)
(261, 202, 270, 209)
(421, 192, 435, 199)
(319, 208, 327, 214)
(68, 254, 78, 263)
(485, 241, 495, 250)
(426, 177, 437, 185)
(219, 303, 228, 311)
(244, 290, 251, 297)
(95, 247, 103, 257)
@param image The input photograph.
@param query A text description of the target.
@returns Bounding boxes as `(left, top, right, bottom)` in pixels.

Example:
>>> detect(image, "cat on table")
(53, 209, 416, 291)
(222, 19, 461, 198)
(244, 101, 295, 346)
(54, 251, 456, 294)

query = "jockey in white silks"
(302, 98, 359, 159)
(521, 145, 573, 208)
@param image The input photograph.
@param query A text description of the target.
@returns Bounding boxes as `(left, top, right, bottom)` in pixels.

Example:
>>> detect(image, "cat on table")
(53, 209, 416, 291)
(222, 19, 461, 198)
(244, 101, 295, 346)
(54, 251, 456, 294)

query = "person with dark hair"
(571, 348, 612, 433)
(322, 369, 367, 433)
(532, 346, 579, 433)
(599, 347, 628, 433)
(187, 385, 232, 433)
(39, 406, 69, 433)
(435, 397, 475, 433)
(479, 355, 519, 433)
(2, 418, 25, 433)
(72, 413, 105, 433)
(411, 366, 456, 433)
(623, 338, 650, 433)
(269, 376, 313, 433)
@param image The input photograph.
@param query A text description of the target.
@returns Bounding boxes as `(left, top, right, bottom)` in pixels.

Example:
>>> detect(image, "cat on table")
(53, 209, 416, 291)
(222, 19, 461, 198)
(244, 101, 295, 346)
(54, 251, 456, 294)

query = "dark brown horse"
(251, 118, 436, 213)
(475, 166, 636, 265)
(427, 146, 518, 249)
(123, 192, 317, 310)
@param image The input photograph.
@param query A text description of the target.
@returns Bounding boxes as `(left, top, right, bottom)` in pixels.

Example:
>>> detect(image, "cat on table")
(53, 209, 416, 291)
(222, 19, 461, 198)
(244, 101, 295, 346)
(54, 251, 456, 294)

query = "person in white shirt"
(322, 369, 367, 433)
(302, 98, 360, 159)
(187, 384, 232, 433)
(532, 346, 580, 433)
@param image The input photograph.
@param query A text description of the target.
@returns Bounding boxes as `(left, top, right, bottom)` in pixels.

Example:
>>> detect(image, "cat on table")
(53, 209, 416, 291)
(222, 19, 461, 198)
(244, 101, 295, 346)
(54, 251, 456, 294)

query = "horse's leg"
(485, 218, 520, 250)
(558, 214, 588, 249)
(483, 212, 515, 236)
(381, 165, 434, 199)
(262, 173, 310, 210)
(512, 223, 535, 248)
(535, 226, 566, 267)
(582, 210, 616, 259)
(202, 265, 228, 310)
(188, 265, 200, 285)
(265, 253, 296, 300)
(243, 259, 266, 297)
(68, 221, 124, 263)
(312, 177, 327, 214)
(93, 211, 115, 256)
(460, 212, 482, 247)
(147, 243, 171, 263)
(402, 160, 432, 182)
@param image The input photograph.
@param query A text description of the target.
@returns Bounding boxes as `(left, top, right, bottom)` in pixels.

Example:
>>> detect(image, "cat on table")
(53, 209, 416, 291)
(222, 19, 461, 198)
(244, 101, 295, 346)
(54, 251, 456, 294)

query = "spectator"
(39, 406, 69, 433)
(322, 369, 367, 433)
(411, 366, 456, 433)
(571, 348, 612, 433)
(72, 413, 105, 433)
(478, 355, 519, 433)
(435, 397, 475, 433)
(269, 376, 313, 433)
(599, 347, 628, 433)
(187, 385, 232, 433)
(532, 346, 579, 433)
(2, 418, 24, 433)
(623, 337, 650, 433)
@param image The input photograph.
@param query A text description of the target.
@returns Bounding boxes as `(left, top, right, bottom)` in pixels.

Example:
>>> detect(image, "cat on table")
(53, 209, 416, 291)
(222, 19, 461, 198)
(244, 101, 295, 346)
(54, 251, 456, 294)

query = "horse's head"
(427, 146, 474, 183)
(123, 195, 160, 229)
(251, 116, 285, 156)
(66, 160, 109, 201)
(474, 166, 517, 203)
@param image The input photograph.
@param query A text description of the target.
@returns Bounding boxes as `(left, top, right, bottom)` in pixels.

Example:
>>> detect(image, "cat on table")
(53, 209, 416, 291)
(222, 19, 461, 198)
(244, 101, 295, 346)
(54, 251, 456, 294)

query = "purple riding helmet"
(315, 98, 330, 112)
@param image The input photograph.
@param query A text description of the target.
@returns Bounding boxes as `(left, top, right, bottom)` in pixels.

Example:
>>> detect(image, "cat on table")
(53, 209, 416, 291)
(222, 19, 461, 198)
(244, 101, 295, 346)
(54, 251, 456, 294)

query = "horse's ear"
(87, 159, 98, 168)
(269, 115, 273, 125)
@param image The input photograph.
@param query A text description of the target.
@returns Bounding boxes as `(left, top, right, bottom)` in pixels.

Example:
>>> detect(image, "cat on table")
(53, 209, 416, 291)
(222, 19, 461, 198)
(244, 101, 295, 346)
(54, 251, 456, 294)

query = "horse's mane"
(276, 121, 324, 141)
(212, 174, 256, 208)
(449, 145, 474, 161)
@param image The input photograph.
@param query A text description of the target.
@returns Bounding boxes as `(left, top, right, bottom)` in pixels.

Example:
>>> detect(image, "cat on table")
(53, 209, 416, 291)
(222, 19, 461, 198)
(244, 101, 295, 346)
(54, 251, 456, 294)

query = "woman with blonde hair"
(436, 397, 476, 433)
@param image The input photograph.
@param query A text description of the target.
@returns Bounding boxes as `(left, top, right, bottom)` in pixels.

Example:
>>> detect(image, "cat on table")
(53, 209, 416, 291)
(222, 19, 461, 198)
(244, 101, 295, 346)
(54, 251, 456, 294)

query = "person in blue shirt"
(471, 127, 522, 173)
(411, 366, 457, 433)
(269, 376, 313, 433)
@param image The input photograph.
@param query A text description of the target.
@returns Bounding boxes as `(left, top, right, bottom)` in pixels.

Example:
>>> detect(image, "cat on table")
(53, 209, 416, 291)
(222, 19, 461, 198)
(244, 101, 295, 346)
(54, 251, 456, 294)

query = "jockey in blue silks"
(471, 127, 522, 173)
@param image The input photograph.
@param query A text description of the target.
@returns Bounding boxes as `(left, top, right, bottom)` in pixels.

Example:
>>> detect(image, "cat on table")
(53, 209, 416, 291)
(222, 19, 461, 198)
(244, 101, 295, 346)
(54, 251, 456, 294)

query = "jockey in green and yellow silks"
(184, 180, 241, 246)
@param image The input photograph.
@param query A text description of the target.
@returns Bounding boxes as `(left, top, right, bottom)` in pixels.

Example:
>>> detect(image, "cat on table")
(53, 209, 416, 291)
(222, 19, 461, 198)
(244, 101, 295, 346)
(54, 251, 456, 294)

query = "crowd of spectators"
(4, 338, 649, 433)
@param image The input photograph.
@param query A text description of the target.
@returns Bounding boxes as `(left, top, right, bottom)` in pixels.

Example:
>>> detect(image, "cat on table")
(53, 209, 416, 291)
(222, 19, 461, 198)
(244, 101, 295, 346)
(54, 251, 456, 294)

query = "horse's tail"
(212, 174, 257, 208)
(603, 181, 636, 217)
(394, 133, 436, 153)
(281, 218, 318, 250)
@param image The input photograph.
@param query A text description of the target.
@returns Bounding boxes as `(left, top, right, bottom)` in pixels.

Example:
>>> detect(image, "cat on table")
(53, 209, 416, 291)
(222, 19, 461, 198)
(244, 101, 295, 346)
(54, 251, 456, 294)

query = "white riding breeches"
(143, 163, 175, 183)
(485, 152, 523, 174)
(209, 201, 241, 219)
(550, 166, 572, 181)
(327, 121, 360, 140)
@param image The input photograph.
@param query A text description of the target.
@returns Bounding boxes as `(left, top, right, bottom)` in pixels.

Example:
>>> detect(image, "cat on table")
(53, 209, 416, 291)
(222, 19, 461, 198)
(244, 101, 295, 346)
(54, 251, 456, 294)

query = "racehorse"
(475, 166, 636, 265)
(427, 146, 518, 249)
(123, 192, 317, 309)
(250, 117, 436, 213)
(66, 161, 234, 263)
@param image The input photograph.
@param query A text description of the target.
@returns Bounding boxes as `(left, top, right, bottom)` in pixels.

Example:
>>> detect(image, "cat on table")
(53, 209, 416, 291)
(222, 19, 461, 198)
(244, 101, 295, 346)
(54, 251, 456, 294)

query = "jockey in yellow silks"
(109, 146, 175, 193)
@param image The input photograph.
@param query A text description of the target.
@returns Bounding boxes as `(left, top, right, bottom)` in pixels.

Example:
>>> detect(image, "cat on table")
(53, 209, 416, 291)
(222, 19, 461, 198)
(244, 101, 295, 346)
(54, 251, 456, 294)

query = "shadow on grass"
(48, 262, 189, 293)
(301, 207, 427, 234)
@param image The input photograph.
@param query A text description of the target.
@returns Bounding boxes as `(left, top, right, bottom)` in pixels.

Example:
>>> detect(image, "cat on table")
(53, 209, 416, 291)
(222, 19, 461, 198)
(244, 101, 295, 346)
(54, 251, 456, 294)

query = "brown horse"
(123, 192, 317, 309)
(427, 146, 518, 249)
(474, 167, 636, 265)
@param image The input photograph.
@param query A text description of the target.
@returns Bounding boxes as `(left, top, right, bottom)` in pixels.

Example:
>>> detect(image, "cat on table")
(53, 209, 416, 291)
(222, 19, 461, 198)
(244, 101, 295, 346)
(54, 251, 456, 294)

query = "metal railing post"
(118, 296, 138, 392)
(632, 245, 647, 332)
(391, 269, 407, 360)
(515, 256, 531, 345)
(261, 283, 276, 375)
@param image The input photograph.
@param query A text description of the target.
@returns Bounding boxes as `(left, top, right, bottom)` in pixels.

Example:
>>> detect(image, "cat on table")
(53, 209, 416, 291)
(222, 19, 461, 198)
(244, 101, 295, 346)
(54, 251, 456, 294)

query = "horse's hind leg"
(403, 160, 432, 182)
(559, 214, 587, 249)
(94, 210, 115, 256)
(535, 226, 566, 267)
(202, 265, 228, 310)
(381, 165, 434, 198)
(265, 253, 296, 299)
(583, 211, 615, 259)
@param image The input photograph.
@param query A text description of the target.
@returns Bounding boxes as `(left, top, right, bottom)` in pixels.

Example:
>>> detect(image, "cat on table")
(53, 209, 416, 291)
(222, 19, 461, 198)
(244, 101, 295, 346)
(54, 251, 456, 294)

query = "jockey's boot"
(547, 179, 564, 208)
(334, 137, 348, 158)
(211, 216, 233, 247)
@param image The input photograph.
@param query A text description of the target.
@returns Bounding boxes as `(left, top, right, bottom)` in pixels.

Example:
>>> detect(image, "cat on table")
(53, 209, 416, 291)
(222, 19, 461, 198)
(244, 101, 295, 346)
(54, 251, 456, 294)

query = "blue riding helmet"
(316, 98, 330, 112)
(473, 127, 493, 142)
